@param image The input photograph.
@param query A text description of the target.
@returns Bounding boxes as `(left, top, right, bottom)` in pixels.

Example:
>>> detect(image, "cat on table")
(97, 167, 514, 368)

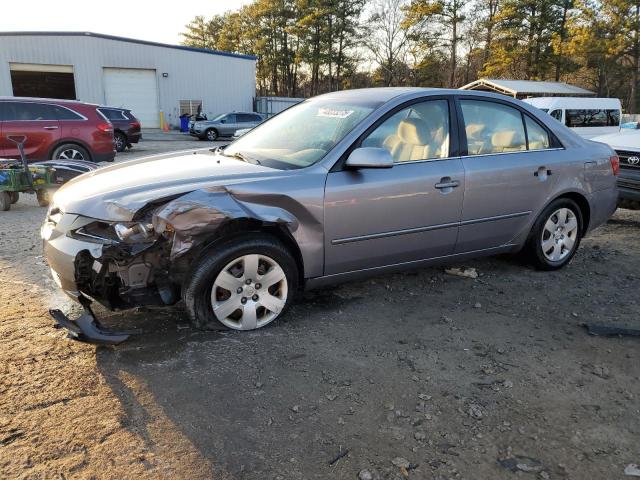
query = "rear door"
(220, 114, 238, 136)
(324, 97, 465, 274)
(455, 97, 561, 253)
(0, 102, 61, 161)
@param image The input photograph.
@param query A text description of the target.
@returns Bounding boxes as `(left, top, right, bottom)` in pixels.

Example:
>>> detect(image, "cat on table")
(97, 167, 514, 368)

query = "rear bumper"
(93, 149, 116, 163)
(127, 131, 142, 144)
(587, 187, 618, 234)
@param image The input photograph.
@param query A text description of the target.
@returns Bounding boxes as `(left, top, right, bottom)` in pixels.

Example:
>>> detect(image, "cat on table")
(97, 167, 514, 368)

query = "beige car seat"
(383, 118, 432, 162)
(465, 123, 487, 154)
(491, 130, 526, 153)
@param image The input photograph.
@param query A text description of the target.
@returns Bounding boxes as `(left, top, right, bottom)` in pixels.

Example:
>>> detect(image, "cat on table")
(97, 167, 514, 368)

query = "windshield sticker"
(317, 108, 354, 119)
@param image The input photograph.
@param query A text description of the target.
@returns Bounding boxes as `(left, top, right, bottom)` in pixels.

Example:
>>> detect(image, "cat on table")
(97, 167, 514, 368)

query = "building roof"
(460, 78, 595, 97)
(0, 31, 257, 61)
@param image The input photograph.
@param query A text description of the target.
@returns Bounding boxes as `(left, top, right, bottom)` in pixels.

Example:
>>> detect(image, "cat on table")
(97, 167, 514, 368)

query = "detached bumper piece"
(49, 297, 132, 345)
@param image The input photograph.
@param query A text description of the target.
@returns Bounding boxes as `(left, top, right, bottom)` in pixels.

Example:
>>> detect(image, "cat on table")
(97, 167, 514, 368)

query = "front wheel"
(182, 234, 298, 330)
(525, 198, 583, 270)
(205, 129, 218, 141)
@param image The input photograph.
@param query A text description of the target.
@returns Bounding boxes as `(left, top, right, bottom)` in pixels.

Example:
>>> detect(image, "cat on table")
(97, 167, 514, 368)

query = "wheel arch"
(551, 191, 591, 234)
(174, 217, 305, 286)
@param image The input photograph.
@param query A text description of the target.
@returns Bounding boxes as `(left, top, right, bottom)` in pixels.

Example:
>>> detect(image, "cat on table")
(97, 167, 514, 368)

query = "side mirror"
(221, 118, 227, 124)
(345, 147, 394, 169)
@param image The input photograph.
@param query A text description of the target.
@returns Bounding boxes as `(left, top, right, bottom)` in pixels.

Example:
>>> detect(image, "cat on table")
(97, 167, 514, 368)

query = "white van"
(523, 97, 621, 139)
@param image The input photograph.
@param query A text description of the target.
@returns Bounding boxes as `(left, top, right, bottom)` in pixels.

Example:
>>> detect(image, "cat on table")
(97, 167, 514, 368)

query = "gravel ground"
(1, 138, 639, 479)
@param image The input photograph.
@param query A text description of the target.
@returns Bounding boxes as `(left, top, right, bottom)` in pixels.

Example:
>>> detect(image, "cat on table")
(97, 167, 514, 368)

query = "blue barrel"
(180, 116, 190, 132)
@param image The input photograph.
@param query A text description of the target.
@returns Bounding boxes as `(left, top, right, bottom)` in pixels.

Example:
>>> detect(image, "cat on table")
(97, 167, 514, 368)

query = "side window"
(550, 109, 562, 121)
(461, 100, 526, 155)
(252, 114, 263, 122)
(8, 102, 59, 121)
(238, 113, 257, 122)
(361, 99, 450, 163)
(98, 108, 125, 121)
(524, 115, 550, 150)
(223, 114, 236, 123)
(0, 102, 17, 121)
(54, 105, 84, 120)
(565, 109, 619, 128)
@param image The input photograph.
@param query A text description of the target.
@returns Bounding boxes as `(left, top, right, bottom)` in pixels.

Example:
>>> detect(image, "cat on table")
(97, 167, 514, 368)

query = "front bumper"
(618, 168, 640, 202)
(42, 211, 177, 309)
(42, 213, 103, 297)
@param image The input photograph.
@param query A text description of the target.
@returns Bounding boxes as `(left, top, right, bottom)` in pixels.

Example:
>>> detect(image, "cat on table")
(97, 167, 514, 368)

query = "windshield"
(223, 98, 380, 169)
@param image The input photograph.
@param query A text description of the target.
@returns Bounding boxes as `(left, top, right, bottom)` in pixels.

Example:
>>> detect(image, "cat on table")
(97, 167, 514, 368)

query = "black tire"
(524, 198, 583, 271)
(205, 128, 218, 141)
(36, 189, 50, 207)
(114, 132, 127, 153)
(182, 234, 299, 330)
(0, 192, 11, 211)
(9, 192, 19, 204)
(51, 143, 90, 161)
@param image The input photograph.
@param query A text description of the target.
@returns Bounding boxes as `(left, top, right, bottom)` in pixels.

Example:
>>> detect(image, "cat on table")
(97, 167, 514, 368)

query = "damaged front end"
(43, 185, 306, 344)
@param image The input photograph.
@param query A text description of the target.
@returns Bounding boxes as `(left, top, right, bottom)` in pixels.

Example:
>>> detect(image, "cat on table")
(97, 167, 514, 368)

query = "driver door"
(323, 98, 465, 275)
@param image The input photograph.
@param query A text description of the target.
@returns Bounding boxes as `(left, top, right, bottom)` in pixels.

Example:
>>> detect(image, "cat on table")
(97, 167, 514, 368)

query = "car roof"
(0, 96, 98, 106)
(310, 87, 527, 104)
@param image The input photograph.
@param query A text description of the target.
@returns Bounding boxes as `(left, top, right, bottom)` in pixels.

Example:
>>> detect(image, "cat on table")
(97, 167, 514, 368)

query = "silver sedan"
(43, 88, 618, 341)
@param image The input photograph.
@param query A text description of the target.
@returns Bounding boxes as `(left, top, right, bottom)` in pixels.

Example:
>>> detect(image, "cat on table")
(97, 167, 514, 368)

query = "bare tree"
(363, 0, 411, 86)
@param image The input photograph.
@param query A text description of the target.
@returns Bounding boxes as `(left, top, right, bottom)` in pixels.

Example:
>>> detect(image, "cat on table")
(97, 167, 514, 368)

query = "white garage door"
(103, 68, 159, 128)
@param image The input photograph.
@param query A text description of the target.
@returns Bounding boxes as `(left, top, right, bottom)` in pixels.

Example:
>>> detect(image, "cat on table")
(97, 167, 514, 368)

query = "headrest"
(492, 130, 524, 148)
(465, 124, 485, 137)
(397, 118, 429, 144)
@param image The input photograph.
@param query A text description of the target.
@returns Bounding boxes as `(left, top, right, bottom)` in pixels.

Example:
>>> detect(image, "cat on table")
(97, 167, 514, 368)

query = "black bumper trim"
(49, 297, 132, 345)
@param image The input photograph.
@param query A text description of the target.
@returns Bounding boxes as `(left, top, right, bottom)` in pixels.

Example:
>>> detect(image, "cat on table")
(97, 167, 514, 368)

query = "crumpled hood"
(53, 151, 282, 221)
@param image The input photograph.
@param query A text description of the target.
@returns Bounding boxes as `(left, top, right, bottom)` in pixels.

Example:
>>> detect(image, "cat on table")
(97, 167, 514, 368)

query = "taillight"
(610, 155, 620, 176)
(97, 122, 113, 133)
(130, 121, 140, 128)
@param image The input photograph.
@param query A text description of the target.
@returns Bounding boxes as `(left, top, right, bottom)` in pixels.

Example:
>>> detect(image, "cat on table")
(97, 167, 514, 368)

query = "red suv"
(0, 97, 116, 162)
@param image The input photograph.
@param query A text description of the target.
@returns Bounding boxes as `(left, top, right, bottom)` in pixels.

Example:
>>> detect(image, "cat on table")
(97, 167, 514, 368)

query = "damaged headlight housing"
(72, 221, 157, 244)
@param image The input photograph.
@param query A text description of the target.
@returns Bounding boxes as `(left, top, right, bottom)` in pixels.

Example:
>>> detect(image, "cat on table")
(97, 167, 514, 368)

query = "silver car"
(43, 88, 618, 342)
(189, 112, 264, 141)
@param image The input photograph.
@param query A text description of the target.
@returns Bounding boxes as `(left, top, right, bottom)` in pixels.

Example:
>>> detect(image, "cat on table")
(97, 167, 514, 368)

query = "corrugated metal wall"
(0, 34, 256, 127)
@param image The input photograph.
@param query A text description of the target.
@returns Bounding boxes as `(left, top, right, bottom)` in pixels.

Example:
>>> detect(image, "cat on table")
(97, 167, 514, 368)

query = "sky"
(0, 0, 252, 45)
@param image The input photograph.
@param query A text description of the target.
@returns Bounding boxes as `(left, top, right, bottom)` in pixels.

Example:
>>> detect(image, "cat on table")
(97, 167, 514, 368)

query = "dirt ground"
(1, 137, 639, 479)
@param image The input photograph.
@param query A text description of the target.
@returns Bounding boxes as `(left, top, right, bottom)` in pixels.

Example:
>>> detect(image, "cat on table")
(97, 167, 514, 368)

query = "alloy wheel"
(210, 254, 288, 330)
(58, 149, 85, 160)
(541, 208, 578, 262)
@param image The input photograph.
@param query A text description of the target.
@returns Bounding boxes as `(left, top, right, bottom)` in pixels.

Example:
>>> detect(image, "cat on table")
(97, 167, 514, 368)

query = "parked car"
(190, 112, 264, 141)
(0, 97, 115, 162)
(97, 107, 141, 152)
(592, 129, 640, 209)
(43, 88, 618, 343)
(523, 97, 621, 139)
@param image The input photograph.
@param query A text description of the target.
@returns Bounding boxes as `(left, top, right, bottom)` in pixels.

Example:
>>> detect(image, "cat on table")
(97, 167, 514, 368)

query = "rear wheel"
(205, 129, 218, 141)
(52, 144, 90, 161)
(0, 192, 11, 211)
(182, 234, 298, 330)
(9, 192, 19, 204)
(114, 132, 127, 153)
(525, 198, 582, 270)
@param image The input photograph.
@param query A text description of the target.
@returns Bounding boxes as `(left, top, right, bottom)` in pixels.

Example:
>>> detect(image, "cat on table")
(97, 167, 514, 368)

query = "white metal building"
(0, 32, 257, 128)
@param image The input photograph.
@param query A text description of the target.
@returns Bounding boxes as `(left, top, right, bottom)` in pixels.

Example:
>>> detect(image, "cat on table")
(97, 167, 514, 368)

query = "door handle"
(435, 179, 460, 189)
(43, 126, 58, 130)
(534, 166, 552, 177)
